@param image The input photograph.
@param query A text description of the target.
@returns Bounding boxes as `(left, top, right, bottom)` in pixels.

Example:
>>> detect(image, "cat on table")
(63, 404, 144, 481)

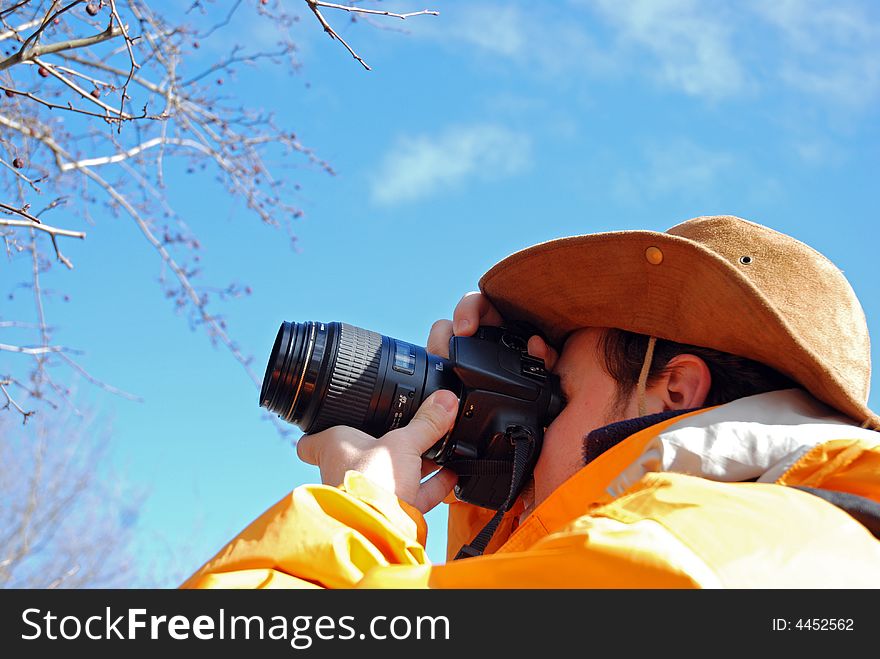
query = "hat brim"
(479, 229, 878, 427)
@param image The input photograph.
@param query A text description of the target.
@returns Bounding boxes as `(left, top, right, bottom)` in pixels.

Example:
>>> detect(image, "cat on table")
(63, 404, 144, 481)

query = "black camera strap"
(453, 427, 534, 560)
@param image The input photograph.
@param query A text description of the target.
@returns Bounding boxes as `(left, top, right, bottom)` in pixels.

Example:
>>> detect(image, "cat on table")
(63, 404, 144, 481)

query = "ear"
(649, 354, 712, 411)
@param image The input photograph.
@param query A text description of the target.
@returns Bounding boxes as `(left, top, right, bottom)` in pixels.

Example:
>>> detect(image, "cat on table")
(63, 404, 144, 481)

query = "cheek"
(533, 385, 617, 492)
(534, 409, 584, 490)
(541, 415, 572, 460)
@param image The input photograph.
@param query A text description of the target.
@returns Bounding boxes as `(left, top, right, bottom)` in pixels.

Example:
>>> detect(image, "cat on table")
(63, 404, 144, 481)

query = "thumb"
(396, 389, 459, 453)
(295, 432, 320, 465)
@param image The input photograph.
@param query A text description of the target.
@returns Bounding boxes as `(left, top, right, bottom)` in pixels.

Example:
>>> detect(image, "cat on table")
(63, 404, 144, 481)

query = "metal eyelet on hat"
(739, 255, 753, 265)
(645, 246, 664, 265)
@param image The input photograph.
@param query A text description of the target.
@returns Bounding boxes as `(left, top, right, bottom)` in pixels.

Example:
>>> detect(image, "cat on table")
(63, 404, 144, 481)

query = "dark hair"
(599, 329, 798, 414)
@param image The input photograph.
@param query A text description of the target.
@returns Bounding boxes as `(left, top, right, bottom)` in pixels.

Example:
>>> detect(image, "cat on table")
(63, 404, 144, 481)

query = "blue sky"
(4, 0, 879, 587)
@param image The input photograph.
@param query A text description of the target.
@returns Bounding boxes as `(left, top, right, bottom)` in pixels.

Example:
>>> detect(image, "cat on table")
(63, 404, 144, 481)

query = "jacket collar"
(498, 388, 879, 553)
(606, 388, 879, 498)
(582, 408, 698, 466)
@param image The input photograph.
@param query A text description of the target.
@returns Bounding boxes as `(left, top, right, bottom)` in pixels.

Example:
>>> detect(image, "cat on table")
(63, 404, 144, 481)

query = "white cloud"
(405, 0, 879, 112)
(752, 0, 880, 109)
(580, 0, 880, 107)
(408, 2, 615, 78)
(753, 0, 875, 50)
(614, 139, 736, 203)
(793, 139, 845, 167)
(442, 4, 526, 58)
(371, 124, 531, 205)
(586, 0, 745, 98)
(410, 1, 743, 97)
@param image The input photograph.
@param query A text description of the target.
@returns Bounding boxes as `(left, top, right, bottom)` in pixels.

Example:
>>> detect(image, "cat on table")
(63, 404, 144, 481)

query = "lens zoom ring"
(311, 324, 382, 431)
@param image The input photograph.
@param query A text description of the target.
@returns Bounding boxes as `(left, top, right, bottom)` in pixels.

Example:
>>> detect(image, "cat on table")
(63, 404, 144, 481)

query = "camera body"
(425, 325, 562, 509)
(260, 321, 562, 510)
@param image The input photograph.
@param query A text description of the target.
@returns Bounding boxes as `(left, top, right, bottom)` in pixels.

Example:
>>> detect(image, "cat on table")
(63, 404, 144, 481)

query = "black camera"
(259, 321, 563, 510)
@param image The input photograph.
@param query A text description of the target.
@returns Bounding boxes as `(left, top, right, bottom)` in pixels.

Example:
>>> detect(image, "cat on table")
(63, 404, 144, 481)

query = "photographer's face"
(521, 327, 639, 521)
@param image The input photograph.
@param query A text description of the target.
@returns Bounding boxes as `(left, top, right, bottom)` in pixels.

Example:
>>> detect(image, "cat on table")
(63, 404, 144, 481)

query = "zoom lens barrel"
(260, 321, 458, 437)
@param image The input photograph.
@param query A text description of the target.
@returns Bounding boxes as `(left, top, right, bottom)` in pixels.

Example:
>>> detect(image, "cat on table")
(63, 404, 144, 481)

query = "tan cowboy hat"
(479, 214, 879, 428)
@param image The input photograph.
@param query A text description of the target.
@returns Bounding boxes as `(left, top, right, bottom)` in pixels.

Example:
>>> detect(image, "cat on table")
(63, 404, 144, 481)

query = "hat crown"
(667, 215, 871, 403)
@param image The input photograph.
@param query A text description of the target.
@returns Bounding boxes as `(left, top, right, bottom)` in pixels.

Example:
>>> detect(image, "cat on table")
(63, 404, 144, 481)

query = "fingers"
(528, 335, 559, 371)
(427, 292, 504, 358)
(296, 425, 363, 467)
(452, 292, 504, 336)
(415, 467, 458, 514)
(392, 389, 459, 454)
(295, 432, 320, 465)
(426, 319, 453, 357)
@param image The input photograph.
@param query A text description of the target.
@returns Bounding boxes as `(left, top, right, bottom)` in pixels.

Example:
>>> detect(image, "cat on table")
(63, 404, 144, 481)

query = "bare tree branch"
(1, 83, 149, 121)
(0, 2, 36, 23)
(31, 56, 153, 121)
(304, 0, 438, 71)
(0, 217, 83, 240)
(58, 135, 207, 170)
(108, 0, 140, 123)
(0, 411, 139, 587)
(1, 0, 437, 586)
(0, 22, 124, 71)
(305, 0, 371, 70)
(57, 352, 143, 401)
(0, 343, 68, 354)
(0, 379, 36, 422)
(312, 1, 438, 20)
(0, 18, 43, 42)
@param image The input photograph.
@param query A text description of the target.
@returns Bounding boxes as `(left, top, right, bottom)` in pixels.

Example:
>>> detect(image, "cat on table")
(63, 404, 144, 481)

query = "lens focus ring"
(310, 323, 382, 432)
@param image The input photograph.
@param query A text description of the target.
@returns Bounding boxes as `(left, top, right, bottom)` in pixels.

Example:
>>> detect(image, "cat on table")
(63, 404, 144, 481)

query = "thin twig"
(0, 200, 41, 224)
(303, 0, 438, 70)
(0, 321, 45, 329)
(0, 217, 85, 240)
(0, 85, 155, 123)
(0, 1, 34, 23)
(57, 353, 143, 402)
(108, 0, 140, 128)
(29, 230, 52, 394)
(0, 17, 42, 42)
(304, 0, 371, 70)
(0, 380, 35, 423)
(0, 157, 44, 192)
(195, 0, 243, 39)
(0, 206, 85, 267)
(32, 57, 138, 121)
(310, 1, 438, 20)
(0, 343, 67, 355)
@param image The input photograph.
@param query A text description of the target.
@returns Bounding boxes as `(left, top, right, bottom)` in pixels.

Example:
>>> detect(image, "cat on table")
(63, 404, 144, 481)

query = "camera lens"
(260, 321, 458, 437)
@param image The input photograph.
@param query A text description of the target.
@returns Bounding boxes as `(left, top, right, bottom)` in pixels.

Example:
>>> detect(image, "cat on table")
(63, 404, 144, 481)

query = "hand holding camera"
(295, 389, 460, 514)
(260, 293, 562, 511)
(427, 292, 560, 370)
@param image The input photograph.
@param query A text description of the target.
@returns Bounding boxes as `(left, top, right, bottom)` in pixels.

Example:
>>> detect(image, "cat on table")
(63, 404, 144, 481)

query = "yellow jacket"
(182, 390, 880, 588)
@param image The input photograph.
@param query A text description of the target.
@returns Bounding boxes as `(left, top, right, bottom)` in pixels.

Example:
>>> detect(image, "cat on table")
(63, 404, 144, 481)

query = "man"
(182, 215, 880, 588)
